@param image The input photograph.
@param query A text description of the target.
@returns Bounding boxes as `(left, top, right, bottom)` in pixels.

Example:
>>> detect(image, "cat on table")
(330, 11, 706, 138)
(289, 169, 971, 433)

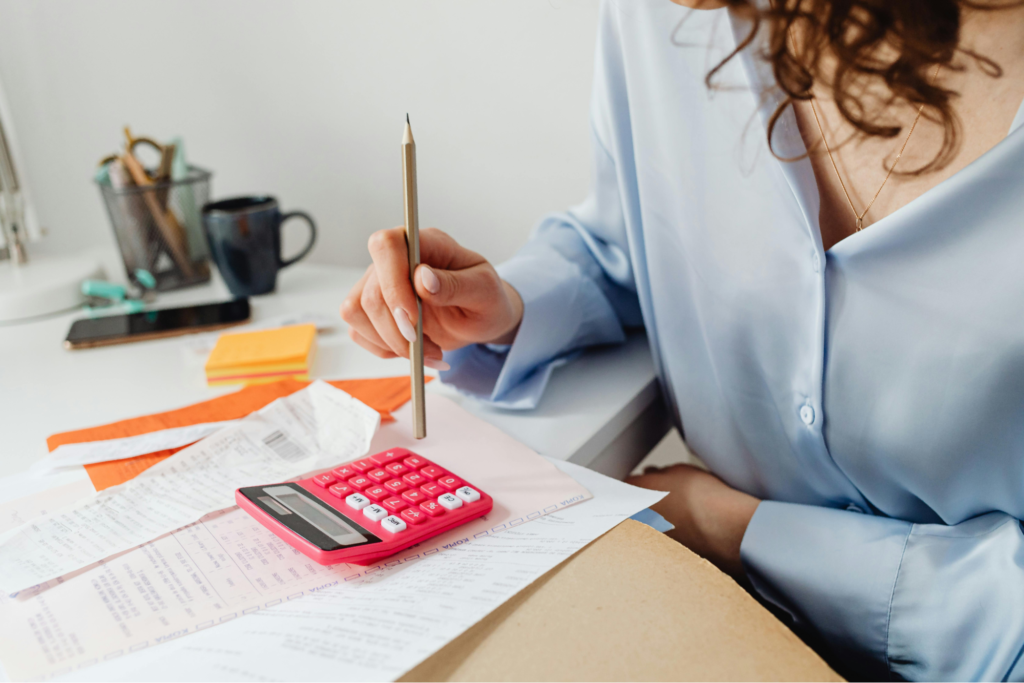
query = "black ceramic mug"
(202, 196, 316, 296)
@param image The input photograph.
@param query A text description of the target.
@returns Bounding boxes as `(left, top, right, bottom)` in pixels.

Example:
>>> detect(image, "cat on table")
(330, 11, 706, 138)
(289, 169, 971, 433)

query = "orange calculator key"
(382, 497, 407, 513)
(384, 479, 408, 494)
(351, 458, 376, 473)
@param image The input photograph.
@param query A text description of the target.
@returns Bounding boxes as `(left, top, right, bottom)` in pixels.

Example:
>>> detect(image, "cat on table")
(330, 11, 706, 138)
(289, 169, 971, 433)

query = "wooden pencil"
(402, 114, 426, 439)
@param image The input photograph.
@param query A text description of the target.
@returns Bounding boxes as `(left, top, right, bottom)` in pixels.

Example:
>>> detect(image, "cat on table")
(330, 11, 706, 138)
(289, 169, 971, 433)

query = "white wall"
(0, 0, 598, 270)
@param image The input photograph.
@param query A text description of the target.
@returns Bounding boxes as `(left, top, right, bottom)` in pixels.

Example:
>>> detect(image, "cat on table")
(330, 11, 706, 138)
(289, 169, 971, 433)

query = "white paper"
(60, 460, 665, 683)
(0, 395, 593, 682)
(29, 421, 239, 475)
(0, 382, 380, 594)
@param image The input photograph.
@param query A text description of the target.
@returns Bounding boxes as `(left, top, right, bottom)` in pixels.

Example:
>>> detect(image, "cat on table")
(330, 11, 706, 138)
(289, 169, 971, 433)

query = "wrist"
(484, 279, 524, 345)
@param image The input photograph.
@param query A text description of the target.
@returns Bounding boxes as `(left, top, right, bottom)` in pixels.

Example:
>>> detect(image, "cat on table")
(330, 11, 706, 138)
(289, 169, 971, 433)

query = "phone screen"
(65, 299, 250, 348)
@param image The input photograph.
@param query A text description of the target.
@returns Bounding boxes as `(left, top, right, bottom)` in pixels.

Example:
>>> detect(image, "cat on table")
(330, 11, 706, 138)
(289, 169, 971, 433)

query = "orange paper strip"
(47, 376, 433, 492)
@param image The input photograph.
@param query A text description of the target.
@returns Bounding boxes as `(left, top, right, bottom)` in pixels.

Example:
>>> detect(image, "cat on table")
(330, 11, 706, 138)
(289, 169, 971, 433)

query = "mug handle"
(278, 211, 317, 268)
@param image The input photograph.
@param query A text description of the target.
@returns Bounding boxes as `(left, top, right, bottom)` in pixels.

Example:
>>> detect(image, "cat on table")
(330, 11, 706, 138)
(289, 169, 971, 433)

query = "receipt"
(0, 382, 380, 594)
(29, 421, 238, 474)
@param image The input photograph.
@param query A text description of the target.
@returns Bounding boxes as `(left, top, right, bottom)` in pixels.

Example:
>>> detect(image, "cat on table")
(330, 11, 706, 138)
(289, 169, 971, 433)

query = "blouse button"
(799, 404, 815, 426)
(812, 252, 821, 273)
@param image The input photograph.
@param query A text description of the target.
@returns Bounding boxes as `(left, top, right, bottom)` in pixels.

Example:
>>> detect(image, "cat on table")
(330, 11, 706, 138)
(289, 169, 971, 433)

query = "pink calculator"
(235, 447, 493, 566)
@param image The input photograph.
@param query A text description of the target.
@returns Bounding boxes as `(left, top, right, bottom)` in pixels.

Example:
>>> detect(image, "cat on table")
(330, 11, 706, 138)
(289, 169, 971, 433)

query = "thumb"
(415, 263, 498, 310)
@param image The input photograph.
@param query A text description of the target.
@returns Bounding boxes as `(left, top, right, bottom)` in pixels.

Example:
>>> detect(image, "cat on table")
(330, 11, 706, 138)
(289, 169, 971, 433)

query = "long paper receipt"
(0, 381, 380, 594)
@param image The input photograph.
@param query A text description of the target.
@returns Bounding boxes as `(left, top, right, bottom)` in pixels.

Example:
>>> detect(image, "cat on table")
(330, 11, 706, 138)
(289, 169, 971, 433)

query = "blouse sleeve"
(742, 501, 1024, 680)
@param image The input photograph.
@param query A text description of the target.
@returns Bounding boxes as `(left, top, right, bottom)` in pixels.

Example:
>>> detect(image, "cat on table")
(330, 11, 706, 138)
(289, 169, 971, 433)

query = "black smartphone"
(64, 299, 251, 349)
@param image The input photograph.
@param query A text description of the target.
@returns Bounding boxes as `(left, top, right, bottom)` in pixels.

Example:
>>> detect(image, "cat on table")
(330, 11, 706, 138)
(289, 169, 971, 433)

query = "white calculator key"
(381, 515, 407, 534)
(363, 504, 387, 522)
(346, 493, 370, 510)
(455, 486, 480, 503)
(437, 492, 463, 510)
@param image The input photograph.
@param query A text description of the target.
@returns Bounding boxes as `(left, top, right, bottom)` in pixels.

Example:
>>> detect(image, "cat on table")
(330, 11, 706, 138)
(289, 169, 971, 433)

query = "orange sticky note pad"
(205, 324, 317, 386)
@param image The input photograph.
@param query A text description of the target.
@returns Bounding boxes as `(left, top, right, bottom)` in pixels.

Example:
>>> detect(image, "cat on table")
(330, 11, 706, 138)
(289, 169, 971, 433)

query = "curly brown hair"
(705, 0, 1018, 173)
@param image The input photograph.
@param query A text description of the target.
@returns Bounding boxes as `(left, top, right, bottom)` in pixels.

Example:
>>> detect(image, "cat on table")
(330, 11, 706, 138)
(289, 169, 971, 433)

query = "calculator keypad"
(295, 448, 490, 564)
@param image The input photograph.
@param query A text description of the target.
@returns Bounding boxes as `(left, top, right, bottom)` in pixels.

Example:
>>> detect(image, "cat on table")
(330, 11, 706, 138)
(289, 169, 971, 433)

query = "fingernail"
(393, 308, 417, 342)
(425, 358, 451, 371)
(420, 266, 440, 294)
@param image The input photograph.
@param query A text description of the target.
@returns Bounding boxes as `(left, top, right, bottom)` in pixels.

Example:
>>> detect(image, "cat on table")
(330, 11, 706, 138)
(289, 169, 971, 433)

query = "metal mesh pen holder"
(97, 166, 213, 291)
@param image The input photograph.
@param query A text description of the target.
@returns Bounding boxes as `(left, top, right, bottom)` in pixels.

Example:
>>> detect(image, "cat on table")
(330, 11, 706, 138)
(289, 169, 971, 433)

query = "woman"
(342, 0, 1024, 678)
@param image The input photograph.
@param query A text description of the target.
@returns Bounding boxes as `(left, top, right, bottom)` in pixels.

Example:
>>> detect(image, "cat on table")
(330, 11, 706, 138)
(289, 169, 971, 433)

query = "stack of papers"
(205, 324, 317, 386)
(0, 385, 664, 681)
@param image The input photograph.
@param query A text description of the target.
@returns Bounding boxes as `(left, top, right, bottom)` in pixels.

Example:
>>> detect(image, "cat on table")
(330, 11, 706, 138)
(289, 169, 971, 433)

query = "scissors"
(97, 127, 176, 183)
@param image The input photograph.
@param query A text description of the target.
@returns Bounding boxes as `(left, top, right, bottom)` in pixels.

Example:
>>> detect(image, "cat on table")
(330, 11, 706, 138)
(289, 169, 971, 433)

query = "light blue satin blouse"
(441, 1, 1024, 679)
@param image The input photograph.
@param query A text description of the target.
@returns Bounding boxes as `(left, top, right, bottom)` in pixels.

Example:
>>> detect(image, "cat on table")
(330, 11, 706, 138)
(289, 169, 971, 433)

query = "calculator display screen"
(263, 486, 368, 547)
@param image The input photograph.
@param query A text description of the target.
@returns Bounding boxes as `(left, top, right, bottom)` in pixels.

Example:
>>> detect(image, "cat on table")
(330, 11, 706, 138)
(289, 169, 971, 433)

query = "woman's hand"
(342, 227, 524, 369)
(627, 464, 760, 580)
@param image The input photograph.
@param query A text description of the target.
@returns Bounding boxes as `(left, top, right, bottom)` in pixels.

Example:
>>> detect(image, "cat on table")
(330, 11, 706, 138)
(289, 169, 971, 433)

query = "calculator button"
(420, 482, 443, 497)
(382, 497, 407, 513)
(347, 476, 371, 490)
(437, 493, 463, 510)
(402, 455, 429, 469)
(366, 469, 390, 484)
(419, 465, 445, 480)
(346, 493, 370, 510)
(370, 449, 408, 465)
(381, 515, 407, 534)
(384, 478, 409, 494)
(331, 465, 357, 479)
(311, 473, 337, 488)
(455, 486, 481, 503)
(402, 472, 427, 487)
(363, 504, 387, 522)
(437, 476, 463, 492)
(401, 489, 427, 505)
(420, 500, 445, 517)
(401, 508, 427, 525)
(328, 483, 353, 499)
(351, 458, 376, 473)
(384, 462, 409, 477)
(364, 486, 389, 502)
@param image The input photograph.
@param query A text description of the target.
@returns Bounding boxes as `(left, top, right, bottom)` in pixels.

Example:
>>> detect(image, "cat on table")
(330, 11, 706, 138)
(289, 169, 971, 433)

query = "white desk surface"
(0, 255, 664, 480)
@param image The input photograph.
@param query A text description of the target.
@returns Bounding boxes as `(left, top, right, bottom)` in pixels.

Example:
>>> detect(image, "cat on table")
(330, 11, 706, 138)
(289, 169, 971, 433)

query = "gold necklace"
(807, 64, 940, 231)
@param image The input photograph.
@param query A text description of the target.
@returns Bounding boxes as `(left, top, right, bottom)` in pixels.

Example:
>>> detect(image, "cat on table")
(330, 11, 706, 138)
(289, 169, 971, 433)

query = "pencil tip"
(406, 113, 410, 125)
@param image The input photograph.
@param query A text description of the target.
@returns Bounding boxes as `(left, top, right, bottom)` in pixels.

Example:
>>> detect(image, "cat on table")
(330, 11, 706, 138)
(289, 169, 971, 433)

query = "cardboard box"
(403, 520, 841, 681)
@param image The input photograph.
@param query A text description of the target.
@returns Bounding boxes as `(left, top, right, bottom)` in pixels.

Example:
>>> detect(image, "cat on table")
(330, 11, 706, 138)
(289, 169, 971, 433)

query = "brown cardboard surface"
(402, 520, 841, 682)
